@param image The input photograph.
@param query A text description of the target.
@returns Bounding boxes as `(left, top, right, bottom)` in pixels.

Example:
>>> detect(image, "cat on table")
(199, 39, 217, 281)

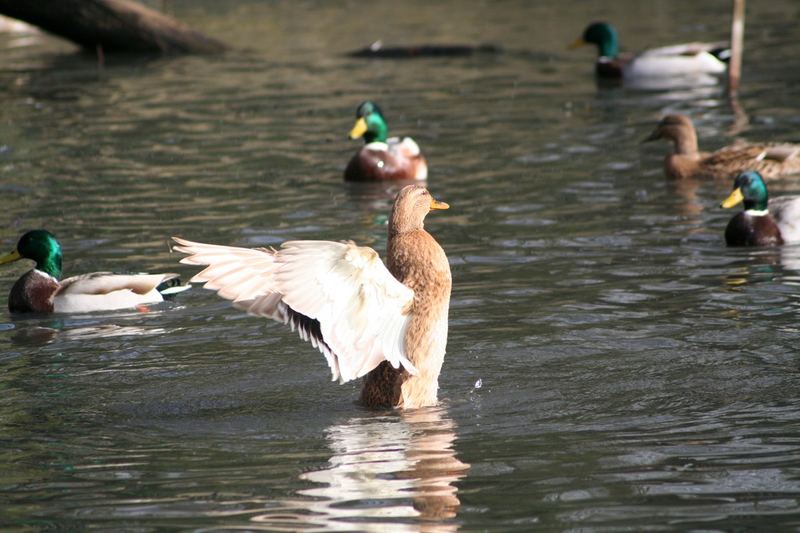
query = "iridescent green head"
(0, 230, 63, 278)
(721, 171, 769, 212)
(572, 22, 619, 58)
(349, 101, 389, 144)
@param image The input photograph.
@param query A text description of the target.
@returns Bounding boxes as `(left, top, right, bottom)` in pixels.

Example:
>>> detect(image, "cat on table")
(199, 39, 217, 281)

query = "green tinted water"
(2, 0, 800, 530)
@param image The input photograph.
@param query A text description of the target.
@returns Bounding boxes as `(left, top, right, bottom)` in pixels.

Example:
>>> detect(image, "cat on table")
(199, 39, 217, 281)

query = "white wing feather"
(173, 237, 416, 383)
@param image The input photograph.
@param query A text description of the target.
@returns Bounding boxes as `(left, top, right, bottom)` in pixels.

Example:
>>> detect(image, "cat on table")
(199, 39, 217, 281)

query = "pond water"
(2, 0, 800, 530)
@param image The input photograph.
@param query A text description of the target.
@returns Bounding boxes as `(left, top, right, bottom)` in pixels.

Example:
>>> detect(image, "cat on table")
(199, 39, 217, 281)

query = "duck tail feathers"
(157, 274, 191, 297)
(708, 46, 731, 63)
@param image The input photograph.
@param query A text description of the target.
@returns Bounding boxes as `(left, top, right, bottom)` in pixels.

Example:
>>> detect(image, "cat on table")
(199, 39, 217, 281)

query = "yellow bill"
(721, 187, 744, 208)
(568, 37, 587, 50)
(430, 198, 449, 210)
(0, 249, 22, 265)
(349, 117, 368, 139)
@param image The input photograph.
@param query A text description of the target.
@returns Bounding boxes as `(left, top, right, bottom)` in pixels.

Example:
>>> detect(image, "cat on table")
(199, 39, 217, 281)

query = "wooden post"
(0, 0, 226, 55)
(728, 0, 745, 95)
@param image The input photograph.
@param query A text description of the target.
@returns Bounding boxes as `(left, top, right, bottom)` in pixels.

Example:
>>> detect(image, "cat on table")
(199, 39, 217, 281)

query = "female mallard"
(720, 170, 800, 246)
(0, 229, 184, 313)
(344, 101, 428, 182)
(644, 114, 800, 180)
(173, 185, 451, 409)
(570, 22, 728, 81)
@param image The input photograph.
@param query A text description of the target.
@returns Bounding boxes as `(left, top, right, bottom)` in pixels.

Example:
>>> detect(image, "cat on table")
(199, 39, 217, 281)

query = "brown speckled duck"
(344, 101, 428, 182)
(0, 229, 184, 313)
(644, 114, 800, 180)
(173, 185, 451, 409)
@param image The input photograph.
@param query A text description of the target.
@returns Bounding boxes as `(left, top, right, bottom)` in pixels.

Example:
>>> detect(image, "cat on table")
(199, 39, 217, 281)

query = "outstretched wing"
(172, 237, 416, 383)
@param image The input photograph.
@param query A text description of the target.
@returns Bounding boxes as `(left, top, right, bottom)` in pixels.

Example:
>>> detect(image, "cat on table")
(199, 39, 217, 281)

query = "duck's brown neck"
(670, 127, 699, 156)
(389, 210, 424, 236)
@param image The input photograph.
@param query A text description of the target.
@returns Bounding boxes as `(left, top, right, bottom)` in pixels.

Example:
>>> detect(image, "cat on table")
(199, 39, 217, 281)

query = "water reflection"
(288, 406, 468, 531)
(5, 316, 172, 348)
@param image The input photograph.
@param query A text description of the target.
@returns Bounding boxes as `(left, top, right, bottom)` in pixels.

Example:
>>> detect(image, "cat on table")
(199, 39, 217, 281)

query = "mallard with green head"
(644, 114, 800, 180)
(720, 171, 800, 246)
(344, 101, 428, 182)
(570, 22, 728, 82)
(0, 229, 185, 313)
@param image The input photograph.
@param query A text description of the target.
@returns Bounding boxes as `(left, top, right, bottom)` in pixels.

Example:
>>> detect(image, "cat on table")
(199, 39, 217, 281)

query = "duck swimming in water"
(644, 114, 800, 180)
(344, 101, 428, 182)
(0, 229, 184, 313)
(720, 170, 800, 247)
(173, 185, 451, 409)
(570, 22, 728, 83)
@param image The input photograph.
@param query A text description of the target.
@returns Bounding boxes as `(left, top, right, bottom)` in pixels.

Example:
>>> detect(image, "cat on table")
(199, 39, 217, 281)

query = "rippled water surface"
(2, 0, 800, 530)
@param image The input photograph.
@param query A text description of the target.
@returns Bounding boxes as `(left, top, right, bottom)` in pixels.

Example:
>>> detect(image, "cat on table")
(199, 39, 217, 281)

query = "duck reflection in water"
(270, 406, 468, 531)
(723, 246, 800, 289)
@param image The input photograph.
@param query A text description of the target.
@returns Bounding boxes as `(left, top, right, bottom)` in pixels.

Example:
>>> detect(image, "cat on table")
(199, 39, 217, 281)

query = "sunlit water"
(2, 0, 800, 530)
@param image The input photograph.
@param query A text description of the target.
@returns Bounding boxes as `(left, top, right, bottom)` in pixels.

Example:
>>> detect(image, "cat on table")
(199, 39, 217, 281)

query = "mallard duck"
(644, 114, 800, 180)
(0, 229, 185, 313)
(344, 101, 428, 182)
(720, 170, 800, 246)
(570, 22, 728, 81)
(173, 185, 451, 409)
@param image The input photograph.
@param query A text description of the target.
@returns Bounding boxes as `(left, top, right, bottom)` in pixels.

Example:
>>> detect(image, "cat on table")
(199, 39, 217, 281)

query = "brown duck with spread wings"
(173, 185, 451, 409)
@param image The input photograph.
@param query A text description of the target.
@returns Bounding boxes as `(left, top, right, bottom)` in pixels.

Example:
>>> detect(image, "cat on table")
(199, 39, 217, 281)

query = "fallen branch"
(0, 0, 226, 54)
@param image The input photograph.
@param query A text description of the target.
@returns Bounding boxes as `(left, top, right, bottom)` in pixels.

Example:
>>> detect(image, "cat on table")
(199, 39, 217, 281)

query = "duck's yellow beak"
(721, 187, 744, 208)
(430, 198, 449, 210)
(349, 117, 368, 140)
(568, 37, 587, 50)
(0, 248, 21, 265)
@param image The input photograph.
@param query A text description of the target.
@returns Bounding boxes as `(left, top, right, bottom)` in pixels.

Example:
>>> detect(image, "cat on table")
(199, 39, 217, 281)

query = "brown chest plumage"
(724, 213, 783, 246)
(344, 147, 423, 182)
(595, 59, 623, 79)
(360, 230, 451, 408)
(8, 270, 58, 313)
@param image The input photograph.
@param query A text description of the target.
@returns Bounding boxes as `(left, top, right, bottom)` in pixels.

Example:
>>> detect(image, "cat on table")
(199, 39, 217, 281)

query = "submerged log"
(349, 41, 502, 59)
(0, 0, 226, 54)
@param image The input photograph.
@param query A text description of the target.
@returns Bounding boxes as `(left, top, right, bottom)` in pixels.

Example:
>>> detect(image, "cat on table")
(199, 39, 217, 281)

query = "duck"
(344, 101, 428, 182)
(0, 229, 186, 313)
(570, 21, 728, 82)
(720, 170, 800, 246)
(643, 114, 800, 180)
(173, 184, 451, 409)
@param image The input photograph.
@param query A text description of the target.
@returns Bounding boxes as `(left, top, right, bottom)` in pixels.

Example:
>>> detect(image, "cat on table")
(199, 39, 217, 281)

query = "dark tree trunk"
(0, 0, 226, 55)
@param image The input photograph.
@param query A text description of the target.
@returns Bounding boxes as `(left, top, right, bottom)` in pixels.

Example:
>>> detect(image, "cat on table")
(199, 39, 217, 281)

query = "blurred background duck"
(344, 101, 428, 182)
(644, 114, 800, 180)
(0, 229, 186, 313)
(720, 171, 800, 246)
(570, 22, 728, 82)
